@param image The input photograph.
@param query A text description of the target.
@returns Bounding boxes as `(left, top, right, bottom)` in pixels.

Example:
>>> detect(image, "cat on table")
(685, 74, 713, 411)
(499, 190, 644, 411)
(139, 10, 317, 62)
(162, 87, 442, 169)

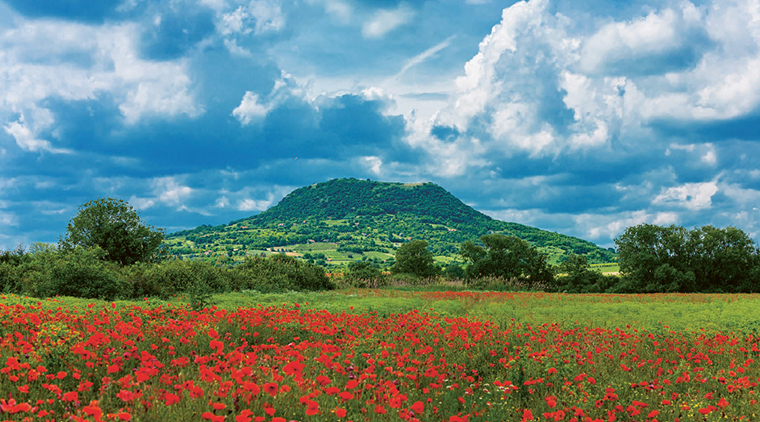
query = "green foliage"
(138, 260, 229, 299)
(343, 261, 386, 288)
(60, 197, 166, 266)
(186, 276, 216, 310)
(553, 254, 617, 293)
(391, 240, 441, 277)
(442, 264, 465, 280)
(460, 234, 554, 284)
(232, 255, 334, 293)
(37, 247, 128, 300)
(615, 223, 760, 293)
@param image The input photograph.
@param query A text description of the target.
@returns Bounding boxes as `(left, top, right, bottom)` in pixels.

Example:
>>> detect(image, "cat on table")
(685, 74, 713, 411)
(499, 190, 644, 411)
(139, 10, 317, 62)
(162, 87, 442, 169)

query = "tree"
(615, 224, 759, 293)
(460, 234, 554, 284)
(391, 240, 440, 277)
(614, 224, 694, 293)
(59, 198, 166, 266)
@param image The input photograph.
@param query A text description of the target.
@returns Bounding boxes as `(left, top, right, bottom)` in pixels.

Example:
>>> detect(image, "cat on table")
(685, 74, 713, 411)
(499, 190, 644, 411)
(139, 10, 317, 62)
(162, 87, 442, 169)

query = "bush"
(442, 264, 465, 280)
(343, 261, 385, 288)
(37, 247, 127, 300)
(232, 255, 334, 293)
(0, 262, 18, 293)
(144, 260, 202, 300)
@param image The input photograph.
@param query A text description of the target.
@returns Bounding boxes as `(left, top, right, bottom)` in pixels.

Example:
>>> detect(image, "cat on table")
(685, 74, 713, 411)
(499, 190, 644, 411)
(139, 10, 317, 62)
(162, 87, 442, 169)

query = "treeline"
(614, 224, 760, 293)
(363, 225, 760, 294)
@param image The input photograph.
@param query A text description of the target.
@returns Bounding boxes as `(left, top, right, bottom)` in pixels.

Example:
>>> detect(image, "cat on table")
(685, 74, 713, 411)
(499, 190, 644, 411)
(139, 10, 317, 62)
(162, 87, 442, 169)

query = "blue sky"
(1, 0, 759, 250)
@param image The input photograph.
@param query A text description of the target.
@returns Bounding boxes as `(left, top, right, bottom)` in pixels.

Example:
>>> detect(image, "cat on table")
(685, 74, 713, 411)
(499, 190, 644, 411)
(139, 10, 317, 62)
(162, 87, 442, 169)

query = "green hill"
(165, 178, 616, 267)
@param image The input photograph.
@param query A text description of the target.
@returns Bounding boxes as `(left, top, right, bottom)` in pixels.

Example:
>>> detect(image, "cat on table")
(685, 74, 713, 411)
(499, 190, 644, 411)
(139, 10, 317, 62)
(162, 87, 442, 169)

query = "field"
(1, 291, 759, 421)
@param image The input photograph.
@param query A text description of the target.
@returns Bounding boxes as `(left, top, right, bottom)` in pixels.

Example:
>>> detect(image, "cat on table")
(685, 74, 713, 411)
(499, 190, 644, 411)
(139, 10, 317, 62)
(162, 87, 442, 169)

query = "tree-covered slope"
(166, 178, 616, 265)
(252, 179, 486, 224)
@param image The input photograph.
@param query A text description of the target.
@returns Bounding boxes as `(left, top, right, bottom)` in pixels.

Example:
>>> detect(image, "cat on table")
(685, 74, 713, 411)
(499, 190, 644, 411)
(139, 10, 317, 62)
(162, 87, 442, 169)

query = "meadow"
(1, 290, 759, 421)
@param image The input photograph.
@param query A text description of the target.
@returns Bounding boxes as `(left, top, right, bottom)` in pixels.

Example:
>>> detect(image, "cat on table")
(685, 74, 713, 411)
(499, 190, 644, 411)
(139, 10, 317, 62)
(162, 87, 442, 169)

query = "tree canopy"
(59, 197, 165, 266)
(615, 224, 760, 293)
(391, 240, 440, 278)
(460, 234, 554, 284)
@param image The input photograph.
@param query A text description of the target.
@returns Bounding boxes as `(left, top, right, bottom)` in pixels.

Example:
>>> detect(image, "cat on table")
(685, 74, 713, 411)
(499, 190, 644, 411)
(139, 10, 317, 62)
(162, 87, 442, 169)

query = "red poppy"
(263, 382, 278, 397)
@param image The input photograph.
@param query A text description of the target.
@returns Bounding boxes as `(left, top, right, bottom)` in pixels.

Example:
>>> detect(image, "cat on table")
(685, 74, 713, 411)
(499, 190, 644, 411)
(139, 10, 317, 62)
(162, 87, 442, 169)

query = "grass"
(13, 288, 757, 334)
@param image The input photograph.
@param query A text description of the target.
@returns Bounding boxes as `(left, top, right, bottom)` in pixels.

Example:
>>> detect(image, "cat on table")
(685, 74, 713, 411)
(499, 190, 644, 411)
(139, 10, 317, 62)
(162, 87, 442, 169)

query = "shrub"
(442, 264, 465, 280)
(37, 247, 127, 300)
(0, 262, 17, 293)
(143, 260, 199, 299)
(232, 255, 334, 293)
(343, 261, 385, 288)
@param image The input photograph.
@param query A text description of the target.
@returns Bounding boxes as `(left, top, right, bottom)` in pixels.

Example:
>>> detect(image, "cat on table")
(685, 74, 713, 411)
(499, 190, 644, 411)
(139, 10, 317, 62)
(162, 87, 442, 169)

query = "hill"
(165, 178, 616, 267)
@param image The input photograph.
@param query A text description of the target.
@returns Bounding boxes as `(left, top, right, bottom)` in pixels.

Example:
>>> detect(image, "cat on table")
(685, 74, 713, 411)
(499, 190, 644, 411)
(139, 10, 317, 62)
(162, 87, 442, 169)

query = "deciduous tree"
(391, 240, 440, 278)
(59, 198, 165, 266)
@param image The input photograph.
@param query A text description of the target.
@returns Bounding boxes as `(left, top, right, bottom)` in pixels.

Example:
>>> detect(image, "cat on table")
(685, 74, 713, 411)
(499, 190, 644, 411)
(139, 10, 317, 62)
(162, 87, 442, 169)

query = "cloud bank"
(1, 0, 759, 250)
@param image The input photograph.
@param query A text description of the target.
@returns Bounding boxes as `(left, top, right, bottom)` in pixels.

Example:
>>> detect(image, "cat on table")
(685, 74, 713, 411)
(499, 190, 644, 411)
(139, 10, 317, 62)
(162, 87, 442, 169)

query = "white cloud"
(362, 4, 415, 38)
(721, 183, 760, 208)
(249, 0, 285, 34)
(224, 38, 253, 57)
(221, 6, 252, 35)
(409, 0, 760, 174)
(3, 116, 71, 154)
(232, 91, 270, 125)
(0, 211, 16, 227)
(215, 195, 230, 208)
(701, 143, 717, 165)
(0, 19, 201, 144)
(579, 8, 691, 73)
(652, 181, 719, 210)
(238, 197, 273, 211)
(576, 210, 680, 241)
(128, 196, 156, 211)
(360, 156, 383, 176)
(152, 177, 193, 207)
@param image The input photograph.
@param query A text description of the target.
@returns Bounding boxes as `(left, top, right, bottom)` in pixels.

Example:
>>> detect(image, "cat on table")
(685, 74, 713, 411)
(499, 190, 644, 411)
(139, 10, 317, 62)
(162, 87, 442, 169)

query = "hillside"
(165, 178, 616, 266)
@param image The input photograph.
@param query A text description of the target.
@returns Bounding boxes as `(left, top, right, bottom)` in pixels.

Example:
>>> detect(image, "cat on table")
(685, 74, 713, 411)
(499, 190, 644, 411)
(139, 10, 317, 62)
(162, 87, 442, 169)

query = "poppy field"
(1, 291, 759, 422)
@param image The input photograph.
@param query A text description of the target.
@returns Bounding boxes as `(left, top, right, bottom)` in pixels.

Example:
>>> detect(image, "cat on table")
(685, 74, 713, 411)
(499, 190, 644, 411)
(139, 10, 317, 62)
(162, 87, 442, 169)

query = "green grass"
(590, 262, 620, 273)
(12, 289, 750, 334)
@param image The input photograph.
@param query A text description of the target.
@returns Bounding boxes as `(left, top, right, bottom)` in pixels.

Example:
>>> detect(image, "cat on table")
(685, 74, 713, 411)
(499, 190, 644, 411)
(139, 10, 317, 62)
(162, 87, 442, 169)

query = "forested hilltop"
(166, 178, 616, 266)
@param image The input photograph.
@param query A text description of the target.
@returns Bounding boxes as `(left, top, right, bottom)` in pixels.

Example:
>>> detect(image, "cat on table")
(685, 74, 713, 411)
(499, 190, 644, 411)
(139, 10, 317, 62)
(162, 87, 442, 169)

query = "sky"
(1, 0, 759, 250)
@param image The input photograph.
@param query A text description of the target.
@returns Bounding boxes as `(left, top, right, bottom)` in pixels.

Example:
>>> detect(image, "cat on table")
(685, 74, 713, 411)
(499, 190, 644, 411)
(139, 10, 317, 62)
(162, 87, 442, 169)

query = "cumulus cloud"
(415, 0, 760, 172)
(579, 6, 705, 75)
(153, 177, 193, 207)
(577, 210, 681, 242)
(232, 91, 270, 125)
(652, 181, 719, 211)
(3, 116, 71, 154)
(362, 4, 415, 38)
(0, 19, 202, 148)
(360, 156, 383, 176)
(249, 0, 285, 34)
